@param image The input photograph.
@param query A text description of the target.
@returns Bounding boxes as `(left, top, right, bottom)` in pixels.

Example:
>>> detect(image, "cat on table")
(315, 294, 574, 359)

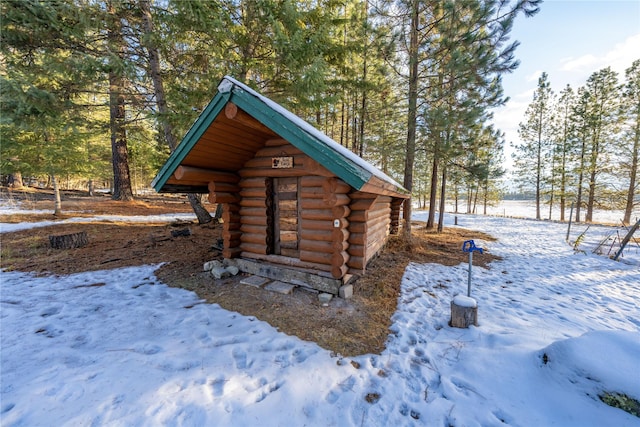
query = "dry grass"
(2, 187, 500, 356)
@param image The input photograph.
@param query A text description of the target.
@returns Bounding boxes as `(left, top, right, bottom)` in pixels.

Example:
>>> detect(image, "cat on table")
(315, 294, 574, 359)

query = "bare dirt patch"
(2, 187, 499, 356)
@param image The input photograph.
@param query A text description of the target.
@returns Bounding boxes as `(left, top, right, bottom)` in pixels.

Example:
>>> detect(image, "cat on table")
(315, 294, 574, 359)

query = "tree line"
(513, 62, 639, 225)
(1, 0, 543, 229)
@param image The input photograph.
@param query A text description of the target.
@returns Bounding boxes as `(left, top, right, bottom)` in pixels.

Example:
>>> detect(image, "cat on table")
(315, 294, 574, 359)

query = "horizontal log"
(349, 205, 390, 223)
(239, 188, 266, 198)
(367, 239, 386, 262)
(322, 193, 350, 207)
(222, 230, 242, 241)
(279, 247, 298, 258)
(226, 221, 241, 231)
(332, 228, 350, 242)
(299, 239, 334, 254)
(304, 157, 334, 177)
(349, 210, 367, 222)
(254, 144, 304, 157)
(348, 232, 365, 246)
(222, 202, 241, 213)
(349, 198, 377, 211)
(300, 209, 334, 221)
(331, 240, 349, 252)
(241, 252, 332, 273)
(174, 166, 239, 184)
(301, 218, 348, 231)
(240, 216, 268, 226)
(239, 167, 309, 179)
(208, 192, 240, 204)
(240, 232, 267, 245)
(300, 229, 334, 242)
(322, 178, 351, 195)
(349, 243, 365, 257)
(239, 177, 268, 188)
(331, 251, 349, 268)
(239, 207, 267, 217)
(347, 255, 365, 270)
(331, 263, 348, 279)
(367, 220, 389, 238)
(243, 154, 307, 169)
(300, 187, 328, 199)
(240, 224, 266, 234)
(222, 247, 242, 259)
(239, 198, 266, 208)
(208, 181, 241, 193)
(300, 198, 333, 210)
(349, 191, 378, 200)
(301, 176, 331, 188)
(222, 212, 240, 223)
(225, 102, 274, 135)
(368, 206, 391, 222)
(332, 205, 351, 219)
(264, 138, 289, 147)
(299, 250, 332, 266)
(365, 212, 389, 229)
(240, 242, 268, 255)
(227, 238, 242, 248)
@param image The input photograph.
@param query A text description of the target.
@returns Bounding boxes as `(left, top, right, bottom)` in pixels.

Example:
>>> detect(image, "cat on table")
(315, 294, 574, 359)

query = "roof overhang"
(152, 76, 409, 199)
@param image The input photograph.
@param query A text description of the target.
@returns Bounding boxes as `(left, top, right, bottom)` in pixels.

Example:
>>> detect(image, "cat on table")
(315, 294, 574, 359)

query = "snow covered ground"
(1, 204, 639, 426)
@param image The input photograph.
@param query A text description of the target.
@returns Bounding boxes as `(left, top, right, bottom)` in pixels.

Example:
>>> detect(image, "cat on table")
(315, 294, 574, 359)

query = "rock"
(318, 293, 333, 304)
(225, 265, 240, 276)
(240, 275, 270, 288)
(339, 284, 353, 299)
(264, 281, 296, 295)
(211, 266, 231, 279)
(203, 260, 223, 272)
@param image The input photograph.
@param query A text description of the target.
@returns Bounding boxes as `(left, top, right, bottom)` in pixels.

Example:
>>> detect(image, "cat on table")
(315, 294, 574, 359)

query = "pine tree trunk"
(52, 175, 62, 215)
(402, 0, 419, 237)
(187, 194, 212, 224)
(139, 0, 212, 224)
(586, 138, 600, 223)
(426, 152, 439, 230)
(107, 0, 133, 202)
(437, 167, 447, 233)
(575, 137, 587, 223)
(623, 119, 639, 225)
(9, 172, 23, 188)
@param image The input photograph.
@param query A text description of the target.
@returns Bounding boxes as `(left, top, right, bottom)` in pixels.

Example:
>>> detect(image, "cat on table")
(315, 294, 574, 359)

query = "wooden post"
(613, 218, 640, 261)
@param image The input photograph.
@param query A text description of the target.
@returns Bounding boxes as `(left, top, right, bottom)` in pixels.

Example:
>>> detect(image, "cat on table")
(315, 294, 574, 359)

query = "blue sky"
(492, 0, 640, 170)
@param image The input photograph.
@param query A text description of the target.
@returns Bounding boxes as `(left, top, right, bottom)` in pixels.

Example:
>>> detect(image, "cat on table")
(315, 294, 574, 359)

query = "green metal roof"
(152, 76, 408, 197)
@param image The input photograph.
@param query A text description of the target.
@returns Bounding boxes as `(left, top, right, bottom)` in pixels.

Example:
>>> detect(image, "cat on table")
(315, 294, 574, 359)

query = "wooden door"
(273, 177, 300, 257)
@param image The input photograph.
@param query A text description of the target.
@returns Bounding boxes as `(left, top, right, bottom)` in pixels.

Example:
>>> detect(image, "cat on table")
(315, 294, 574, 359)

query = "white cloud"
(560, 33, 640, 75)
(525, 70, 544, 83)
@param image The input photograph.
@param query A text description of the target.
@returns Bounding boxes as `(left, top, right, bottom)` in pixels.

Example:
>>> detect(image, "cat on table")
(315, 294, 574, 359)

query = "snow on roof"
(219, 76, 407, 192)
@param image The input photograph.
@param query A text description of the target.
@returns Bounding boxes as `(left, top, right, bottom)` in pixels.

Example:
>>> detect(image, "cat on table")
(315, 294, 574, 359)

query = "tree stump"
(49, 231, 88, 249)
(450, 295, 478, 328)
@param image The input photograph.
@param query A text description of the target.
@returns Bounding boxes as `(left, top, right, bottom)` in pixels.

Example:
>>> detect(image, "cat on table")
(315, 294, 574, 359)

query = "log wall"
(215, 138, 401, 282)
(215, 139, 353, 280)
(347, 193, 392, 273)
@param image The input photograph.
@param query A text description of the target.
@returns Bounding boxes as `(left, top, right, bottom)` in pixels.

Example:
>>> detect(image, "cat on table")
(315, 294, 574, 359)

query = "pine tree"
(580, 67, 621, 222)
(620, 59, 640, 225)
(551, 84, 577, 221)
(514, 72, 554, 220)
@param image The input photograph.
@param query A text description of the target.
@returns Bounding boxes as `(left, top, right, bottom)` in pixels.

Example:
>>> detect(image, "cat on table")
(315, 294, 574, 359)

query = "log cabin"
(152, 76, 409, 295)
